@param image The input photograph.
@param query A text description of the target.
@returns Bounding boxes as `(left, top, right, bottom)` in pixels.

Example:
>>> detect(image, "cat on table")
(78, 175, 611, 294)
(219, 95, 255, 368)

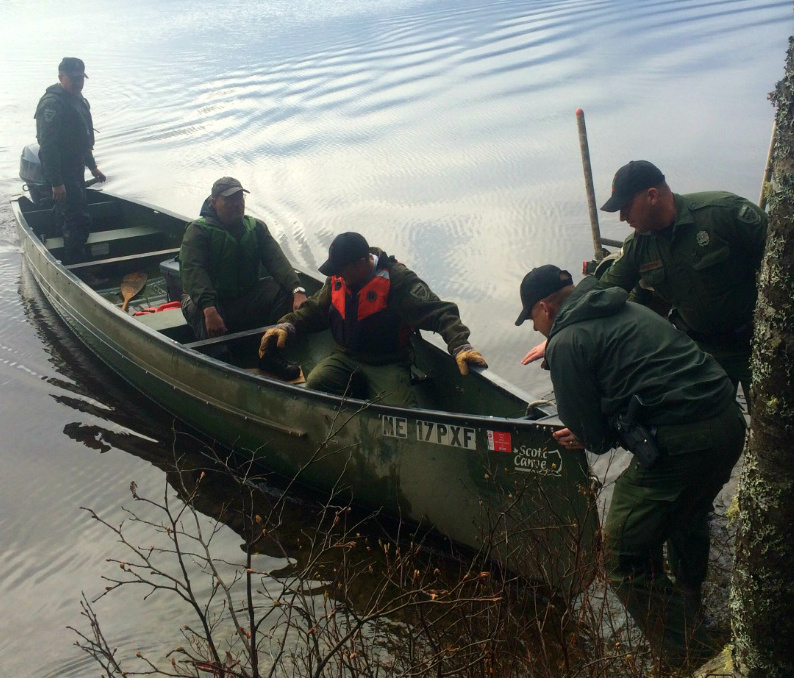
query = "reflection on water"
(5, 256, 468, 676)
(0, 260, 261, 676)
(0, 0, 790, 674)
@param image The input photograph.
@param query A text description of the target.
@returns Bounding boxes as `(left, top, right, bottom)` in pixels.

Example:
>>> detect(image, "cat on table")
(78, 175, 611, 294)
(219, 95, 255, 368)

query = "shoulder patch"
(409, 281, 430, 301)
(43, 108, 57, 122)
(737, 203, 762, 226)
(639, 259, 663, 273)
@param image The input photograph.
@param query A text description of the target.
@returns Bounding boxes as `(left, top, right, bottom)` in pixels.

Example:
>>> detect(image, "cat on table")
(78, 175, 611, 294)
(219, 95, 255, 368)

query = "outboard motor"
(19, 143, 52, 207)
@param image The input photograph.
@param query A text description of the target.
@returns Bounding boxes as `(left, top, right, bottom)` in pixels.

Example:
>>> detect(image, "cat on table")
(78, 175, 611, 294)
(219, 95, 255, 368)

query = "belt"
(686, 323, 752, 345)
(668, 308, 752, 344)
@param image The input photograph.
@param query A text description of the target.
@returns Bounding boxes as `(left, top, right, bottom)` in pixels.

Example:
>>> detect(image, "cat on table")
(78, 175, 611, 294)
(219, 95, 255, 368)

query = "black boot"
(258, 350, 301, 381)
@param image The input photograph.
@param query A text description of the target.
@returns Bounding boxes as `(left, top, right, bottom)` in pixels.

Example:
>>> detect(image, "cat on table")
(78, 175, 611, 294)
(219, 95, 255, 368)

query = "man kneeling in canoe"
(180, 177, 308, 368)
(258, 232, 487, 406)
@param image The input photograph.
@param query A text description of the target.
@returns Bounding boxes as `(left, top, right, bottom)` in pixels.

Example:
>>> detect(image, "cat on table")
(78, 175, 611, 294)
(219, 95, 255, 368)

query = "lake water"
(0, 0, 790, 674)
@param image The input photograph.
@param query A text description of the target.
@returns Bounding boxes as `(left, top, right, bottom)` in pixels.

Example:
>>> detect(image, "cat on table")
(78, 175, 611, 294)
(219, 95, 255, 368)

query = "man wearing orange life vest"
(259, 232, 487, 406)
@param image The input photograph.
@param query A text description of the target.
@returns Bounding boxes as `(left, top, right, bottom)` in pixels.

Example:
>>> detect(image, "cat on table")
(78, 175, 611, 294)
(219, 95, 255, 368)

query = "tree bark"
(731, 34, 794, 678)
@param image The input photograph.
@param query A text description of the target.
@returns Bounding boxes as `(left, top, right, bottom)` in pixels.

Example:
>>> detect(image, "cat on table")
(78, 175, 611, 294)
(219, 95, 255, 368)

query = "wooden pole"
(576, 109, 604, 260)
(759, 119, 777, 210)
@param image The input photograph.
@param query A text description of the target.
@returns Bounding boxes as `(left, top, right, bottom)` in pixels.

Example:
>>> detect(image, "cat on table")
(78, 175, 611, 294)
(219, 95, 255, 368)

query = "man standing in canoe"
(180, 177, 308, 353)
(522, 161, 766, 403)
(515, 264, 745, 669)
(258, 232, 487, 406)
(35, 57, 106, 265)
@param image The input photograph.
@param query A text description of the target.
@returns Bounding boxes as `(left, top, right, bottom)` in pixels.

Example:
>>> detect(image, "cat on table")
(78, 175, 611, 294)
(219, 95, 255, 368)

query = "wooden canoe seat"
(135, 307, 191, 340)
(46, 226, 165, 260)
(66, 247, 181, 271)
(135, 307, 187, 330)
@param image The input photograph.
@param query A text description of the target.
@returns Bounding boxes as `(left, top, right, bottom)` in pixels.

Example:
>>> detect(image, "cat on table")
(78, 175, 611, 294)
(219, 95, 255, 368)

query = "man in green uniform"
(35, 57, 106, 264)
(515, 265, 745, 668)
(180, 177, 308, 349)
(598, 160, 766, 400)
(521, 161, 766, 402)
(259, 232, 487, 406)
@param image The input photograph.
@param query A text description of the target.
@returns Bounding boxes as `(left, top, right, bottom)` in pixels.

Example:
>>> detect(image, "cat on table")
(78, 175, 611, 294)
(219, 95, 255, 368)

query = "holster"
(611, 395, 661, 468)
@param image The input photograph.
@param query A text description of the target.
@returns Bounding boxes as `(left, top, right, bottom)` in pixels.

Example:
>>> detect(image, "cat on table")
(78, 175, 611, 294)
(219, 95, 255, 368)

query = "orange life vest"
(328, 266, 411, 355)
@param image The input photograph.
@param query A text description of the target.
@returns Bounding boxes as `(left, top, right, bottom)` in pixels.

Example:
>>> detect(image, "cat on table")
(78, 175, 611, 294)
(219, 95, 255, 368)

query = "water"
(0, 0, 790, 674)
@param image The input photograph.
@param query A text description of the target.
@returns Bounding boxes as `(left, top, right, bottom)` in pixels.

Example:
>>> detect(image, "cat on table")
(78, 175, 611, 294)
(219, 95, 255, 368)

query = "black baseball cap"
(600, 160, 665, 212)
(210, 176, 249, 199)
(515, 265, 574, 326)
(58, 57, 87, 79)
(318, 232, 370, 276)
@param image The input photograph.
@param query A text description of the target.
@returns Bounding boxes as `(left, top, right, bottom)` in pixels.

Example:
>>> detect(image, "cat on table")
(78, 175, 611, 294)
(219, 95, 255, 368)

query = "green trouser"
(55, 163, 91, 265)
(181, 277, 292, 340)
(602, 402, 746, 666)
(305, 351, 417, 407)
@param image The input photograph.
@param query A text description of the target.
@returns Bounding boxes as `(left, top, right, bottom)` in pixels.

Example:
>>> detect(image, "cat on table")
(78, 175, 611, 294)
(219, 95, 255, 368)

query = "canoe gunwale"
(13, 192, 563, 432)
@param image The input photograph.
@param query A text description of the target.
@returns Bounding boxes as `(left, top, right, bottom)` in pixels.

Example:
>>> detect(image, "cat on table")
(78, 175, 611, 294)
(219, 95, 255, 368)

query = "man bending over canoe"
(258, 232, 487, 406)
(180, 177, 308, 355)
(515, 264, 745, 669)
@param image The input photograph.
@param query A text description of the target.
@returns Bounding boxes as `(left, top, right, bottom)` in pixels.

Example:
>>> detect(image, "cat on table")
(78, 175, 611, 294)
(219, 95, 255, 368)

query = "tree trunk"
(731, 34, 794, 678)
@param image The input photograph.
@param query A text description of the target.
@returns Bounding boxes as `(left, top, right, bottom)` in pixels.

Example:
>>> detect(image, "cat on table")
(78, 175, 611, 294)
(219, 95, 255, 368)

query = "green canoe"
(12, 188, 598, 591)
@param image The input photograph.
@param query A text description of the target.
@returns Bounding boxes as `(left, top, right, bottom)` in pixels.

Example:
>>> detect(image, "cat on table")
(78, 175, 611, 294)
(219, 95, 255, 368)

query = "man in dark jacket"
(180, 177, 307, 342)
(35, 57, 106, 264)
(516, 265, 746, 668)
(259, 232, 487, 406)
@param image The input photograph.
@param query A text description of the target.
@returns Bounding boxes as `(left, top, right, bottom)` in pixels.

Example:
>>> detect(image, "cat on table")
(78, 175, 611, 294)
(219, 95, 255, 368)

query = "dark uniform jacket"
(34, 84, 96, 187)
(598, 192, 767, 339)
(280, 249, 471, 364)
(179, 205, 300, 312)
(545, 277, 735, 455)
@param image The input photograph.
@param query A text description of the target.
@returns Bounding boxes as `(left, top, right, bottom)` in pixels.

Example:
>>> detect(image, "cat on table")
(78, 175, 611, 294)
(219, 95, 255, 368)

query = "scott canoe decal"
(513, 446, 562, 476)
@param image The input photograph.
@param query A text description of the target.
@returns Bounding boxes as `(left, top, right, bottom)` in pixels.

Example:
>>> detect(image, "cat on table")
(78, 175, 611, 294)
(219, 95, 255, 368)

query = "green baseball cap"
(59, 57, 87, 78)
(601, 160, 665, 212)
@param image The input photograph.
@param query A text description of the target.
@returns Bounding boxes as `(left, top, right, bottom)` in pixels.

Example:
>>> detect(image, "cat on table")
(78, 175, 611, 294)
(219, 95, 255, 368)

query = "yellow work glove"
(455, 346, 488, 376)
(258, 325, 290, 358)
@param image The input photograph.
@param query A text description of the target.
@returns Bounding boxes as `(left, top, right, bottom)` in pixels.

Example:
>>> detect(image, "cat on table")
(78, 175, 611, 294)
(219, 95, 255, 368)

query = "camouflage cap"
(210, 177, 250, 199)
(58, 57, 88, 78)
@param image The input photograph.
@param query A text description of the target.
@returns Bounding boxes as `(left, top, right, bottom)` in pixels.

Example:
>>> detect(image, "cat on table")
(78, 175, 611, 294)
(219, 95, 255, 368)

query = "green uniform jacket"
(34, 84, 97, 187)
(180, 214, 300, 312)
(545, 277, 735, 455)
(280, 249, 472, 362)
(598, 192, 766, 337)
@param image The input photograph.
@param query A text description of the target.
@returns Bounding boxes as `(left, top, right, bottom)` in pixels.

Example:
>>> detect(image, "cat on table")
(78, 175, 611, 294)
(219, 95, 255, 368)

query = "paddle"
(120, 271, 148, 312)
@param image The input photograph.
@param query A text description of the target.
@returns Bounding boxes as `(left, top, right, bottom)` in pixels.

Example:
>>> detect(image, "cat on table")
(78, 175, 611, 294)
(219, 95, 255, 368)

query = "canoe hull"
(13, 191, 598, 590)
